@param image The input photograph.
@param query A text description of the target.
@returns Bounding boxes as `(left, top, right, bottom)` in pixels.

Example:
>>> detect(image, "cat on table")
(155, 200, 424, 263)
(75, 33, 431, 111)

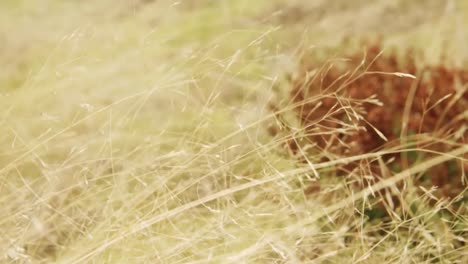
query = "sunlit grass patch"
(1, 0, 468, 263)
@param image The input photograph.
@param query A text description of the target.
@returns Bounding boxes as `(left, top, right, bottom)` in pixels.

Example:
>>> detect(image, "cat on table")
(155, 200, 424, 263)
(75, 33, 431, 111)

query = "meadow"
(1, 1, 467, 263)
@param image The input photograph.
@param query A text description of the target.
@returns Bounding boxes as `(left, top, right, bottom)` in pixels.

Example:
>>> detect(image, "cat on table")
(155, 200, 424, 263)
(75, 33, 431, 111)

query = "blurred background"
(1, 1, 467, 263)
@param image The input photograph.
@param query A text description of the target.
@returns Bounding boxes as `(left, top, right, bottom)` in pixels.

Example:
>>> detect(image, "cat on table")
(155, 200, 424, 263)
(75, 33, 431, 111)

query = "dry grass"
(1, 0, 467, 263)
(273, 43, 467, 202)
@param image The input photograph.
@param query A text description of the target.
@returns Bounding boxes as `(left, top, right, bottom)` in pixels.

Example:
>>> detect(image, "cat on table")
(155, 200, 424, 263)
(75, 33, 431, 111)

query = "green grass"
(1, 0, 467, 263)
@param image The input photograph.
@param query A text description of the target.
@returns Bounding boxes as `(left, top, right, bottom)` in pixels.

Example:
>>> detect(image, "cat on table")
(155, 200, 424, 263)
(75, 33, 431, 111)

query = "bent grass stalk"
(64, 145, 468, 264)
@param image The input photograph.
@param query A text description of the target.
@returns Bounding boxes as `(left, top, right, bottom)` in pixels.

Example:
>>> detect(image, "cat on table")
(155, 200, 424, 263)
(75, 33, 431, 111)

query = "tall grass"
(1, 0, 467, 263)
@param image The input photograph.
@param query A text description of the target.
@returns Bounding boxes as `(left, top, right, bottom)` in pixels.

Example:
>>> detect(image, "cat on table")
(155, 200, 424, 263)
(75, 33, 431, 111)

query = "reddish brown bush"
(273, 43, 467, 203)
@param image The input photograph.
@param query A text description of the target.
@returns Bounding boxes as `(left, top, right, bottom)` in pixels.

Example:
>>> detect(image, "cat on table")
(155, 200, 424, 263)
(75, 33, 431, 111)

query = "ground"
(1, 0, 467, 263)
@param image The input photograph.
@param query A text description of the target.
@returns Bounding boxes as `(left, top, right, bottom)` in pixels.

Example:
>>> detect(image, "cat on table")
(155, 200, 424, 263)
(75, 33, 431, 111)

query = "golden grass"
(1, 0, 467, 263)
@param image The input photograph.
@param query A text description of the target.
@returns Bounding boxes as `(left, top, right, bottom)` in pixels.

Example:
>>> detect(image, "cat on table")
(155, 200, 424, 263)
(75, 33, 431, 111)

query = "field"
(1, 1, 467, 263)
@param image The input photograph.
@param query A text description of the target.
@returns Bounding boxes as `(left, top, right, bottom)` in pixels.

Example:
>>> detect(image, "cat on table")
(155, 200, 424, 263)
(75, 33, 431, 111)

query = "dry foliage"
(272, 43, 467, 205)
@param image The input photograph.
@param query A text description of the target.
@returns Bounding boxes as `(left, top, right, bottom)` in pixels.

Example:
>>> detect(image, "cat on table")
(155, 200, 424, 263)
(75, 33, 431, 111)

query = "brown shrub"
(272, 43, 467, 203)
